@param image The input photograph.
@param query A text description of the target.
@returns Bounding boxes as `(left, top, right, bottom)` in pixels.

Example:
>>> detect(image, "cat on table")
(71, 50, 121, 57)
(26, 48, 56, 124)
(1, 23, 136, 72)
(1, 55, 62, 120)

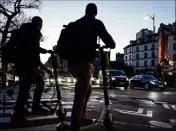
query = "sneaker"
(81, 117, 93, 126)
(32, 106, 50, 115)
(13, 106, 31, 116)
(56, 122, 70, 130)
(10, 111, 27, 125)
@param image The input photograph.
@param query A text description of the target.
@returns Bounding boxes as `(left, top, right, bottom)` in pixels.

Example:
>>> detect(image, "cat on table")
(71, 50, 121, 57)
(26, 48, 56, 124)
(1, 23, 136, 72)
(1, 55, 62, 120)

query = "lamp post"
(144, 14, 156, 74)
(144, 14, 155, 34)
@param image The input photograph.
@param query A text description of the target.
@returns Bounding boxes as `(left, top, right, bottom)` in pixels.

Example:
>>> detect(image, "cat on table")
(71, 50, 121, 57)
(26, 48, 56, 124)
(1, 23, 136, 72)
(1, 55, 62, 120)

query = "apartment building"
(124, 40, 133, 66)
(116, 52, 124, 62)
(124, 22, 176, 73)
(124, 33, 158, 73)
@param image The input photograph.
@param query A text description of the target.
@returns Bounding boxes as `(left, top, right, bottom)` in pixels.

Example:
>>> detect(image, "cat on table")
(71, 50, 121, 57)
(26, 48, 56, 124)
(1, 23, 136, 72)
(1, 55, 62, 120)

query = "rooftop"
(124, 33, 158, 49)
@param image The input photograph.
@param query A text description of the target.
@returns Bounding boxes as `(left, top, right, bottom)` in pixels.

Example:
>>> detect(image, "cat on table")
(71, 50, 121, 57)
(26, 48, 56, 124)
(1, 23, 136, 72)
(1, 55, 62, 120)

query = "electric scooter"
(95, 38, 114, 129)
(10, 50, 68, 126)
(56, 37, 114, 130)
(46, 50, 68, 123)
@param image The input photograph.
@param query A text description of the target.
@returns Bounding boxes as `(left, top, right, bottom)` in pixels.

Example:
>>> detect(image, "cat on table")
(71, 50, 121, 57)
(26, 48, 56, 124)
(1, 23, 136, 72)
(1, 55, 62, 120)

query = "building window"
(129, 62, 131, 66)
(136, 61, 139, 67)
(136, 54, 139, 59)
(136, 46, 139, 52)
(130, 55, 131, 60)
(174, 54, 176, 61)
(152, 52, 155, 57)
(144, 61, 147, 67)
(151, 44, 155, 50)
(144, 53, 148, 58)
(151, 60, 155, 66)
(125, 56, 127, 61)
(144, 45, 147, 51)
(173, 43, 176, 50)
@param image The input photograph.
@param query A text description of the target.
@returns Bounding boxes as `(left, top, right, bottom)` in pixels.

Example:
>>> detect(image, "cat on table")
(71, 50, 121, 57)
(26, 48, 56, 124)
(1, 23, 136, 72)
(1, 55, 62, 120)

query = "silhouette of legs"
(68, 61, 92, 131)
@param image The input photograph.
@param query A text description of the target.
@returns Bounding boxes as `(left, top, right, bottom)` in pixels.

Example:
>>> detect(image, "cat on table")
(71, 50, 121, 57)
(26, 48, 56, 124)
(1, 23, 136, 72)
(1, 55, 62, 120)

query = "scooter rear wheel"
(56, 107, 67, 121)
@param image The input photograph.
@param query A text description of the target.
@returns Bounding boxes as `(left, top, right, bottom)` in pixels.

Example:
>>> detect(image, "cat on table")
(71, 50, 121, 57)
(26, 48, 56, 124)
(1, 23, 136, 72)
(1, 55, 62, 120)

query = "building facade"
(124, 22, 176, 73)
(124, 33, 158, 73)
(116, 52, 124, 62)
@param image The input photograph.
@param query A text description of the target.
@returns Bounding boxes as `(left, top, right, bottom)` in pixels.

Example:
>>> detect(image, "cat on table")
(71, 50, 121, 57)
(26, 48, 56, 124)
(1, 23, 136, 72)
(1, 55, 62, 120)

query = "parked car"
(129, 75, 167, 91)
(99, 69, 129, 89)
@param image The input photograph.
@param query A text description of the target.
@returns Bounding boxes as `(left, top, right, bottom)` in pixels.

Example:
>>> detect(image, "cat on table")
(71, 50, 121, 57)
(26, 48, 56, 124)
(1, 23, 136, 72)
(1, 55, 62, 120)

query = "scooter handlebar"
(47, 50, 55, 54)
(96, 44, 110, 49)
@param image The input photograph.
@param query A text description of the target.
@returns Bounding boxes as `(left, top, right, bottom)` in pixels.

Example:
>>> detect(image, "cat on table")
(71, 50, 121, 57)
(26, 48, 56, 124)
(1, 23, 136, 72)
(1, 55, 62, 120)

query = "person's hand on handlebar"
(96, 44, 110, 49)
(47, 50, 53, 54)
(47, 70, 54, 78)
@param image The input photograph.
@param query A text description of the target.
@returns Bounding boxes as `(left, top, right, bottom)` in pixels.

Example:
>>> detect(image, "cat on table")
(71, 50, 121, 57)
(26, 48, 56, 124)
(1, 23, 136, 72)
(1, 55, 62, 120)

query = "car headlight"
(67, 78, 71, 83)
(96, 79, 100, 83)
(50, 79, 54, 82)
(58, 78, 62, 82)
(112, 77, 115, 80)
(150, 81, 155, 85)
(74, 79, 76, 83)
(164, 82, 167, 85)
(126, 78, 129, 81)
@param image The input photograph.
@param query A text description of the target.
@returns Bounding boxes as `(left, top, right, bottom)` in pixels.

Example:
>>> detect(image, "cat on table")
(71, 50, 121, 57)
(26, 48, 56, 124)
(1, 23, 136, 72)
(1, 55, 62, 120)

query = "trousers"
(68, 61, 92, 130)
(15, 66, 44, 114)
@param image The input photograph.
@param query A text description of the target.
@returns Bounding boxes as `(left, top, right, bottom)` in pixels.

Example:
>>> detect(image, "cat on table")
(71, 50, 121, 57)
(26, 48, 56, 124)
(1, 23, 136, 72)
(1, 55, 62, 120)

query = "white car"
(58, 73, 76, 84)
(91, 77, 100, 85)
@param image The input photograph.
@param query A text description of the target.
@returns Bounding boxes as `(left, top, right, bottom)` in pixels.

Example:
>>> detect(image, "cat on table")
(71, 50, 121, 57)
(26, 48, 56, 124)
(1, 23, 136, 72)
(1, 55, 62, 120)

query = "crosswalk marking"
(137, 108, 144, 114)
(66, 112, 71, 117)
(171, 105, 176, 110)
(163, 104, 170, 109)
(146, 110, 153, 117)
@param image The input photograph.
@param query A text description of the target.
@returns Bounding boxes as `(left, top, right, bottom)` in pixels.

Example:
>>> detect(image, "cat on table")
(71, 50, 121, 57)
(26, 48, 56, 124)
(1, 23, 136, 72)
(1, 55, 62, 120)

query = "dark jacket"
(16, 23, 47, 68)
(73, 16, 116, 63)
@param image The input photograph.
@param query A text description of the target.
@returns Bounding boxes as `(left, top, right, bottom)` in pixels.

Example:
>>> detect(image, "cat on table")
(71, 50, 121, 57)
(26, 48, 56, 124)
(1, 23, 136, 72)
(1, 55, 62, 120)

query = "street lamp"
(144, 14, 155, 34)
(144, 13, 156, 74)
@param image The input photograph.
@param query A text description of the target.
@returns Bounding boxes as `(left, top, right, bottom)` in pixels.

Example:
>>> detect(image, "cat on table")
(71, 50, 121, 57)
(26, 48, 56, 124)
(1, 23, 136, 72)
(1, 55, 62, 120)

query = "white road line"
(90, 99, 99, 102)
(66, 112, 71, 117)
(114, 108, 153, 118)
(64, 105, 72, 109)
(62, 102, 73, 105)
(110, 94, 116, 97)
(170, 105, 176, 110)
(137, 108, 144, 114)
(163, 104, 170, 109)
(155, 101, 167, 104)
(146, 110, 153, 117)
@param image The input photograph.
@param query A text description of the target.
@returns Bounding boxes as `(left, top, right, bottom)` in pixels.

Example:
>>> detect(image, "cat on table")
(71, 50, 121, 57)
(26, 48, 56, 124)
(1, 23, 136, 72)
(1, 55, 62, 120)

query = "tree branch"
(0, 4, 9, 17)
(0, 25, 5, 30)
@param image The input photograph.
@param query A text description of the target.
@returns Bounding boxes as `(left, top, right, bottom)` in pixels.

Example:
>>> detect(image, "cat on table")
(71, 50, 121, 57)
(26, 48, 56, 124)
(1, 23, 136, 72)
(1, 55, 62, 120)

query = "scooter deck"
(56, 119, 100, 131)
(9, 115, 57, 128)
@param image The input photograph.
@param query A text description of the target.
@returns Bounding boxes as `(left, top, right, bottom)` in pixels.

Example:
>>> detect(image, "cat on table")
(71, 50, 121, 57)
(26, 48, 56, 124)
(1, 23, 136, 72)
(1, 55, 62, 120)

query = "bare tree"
(0, 0, 42, 87)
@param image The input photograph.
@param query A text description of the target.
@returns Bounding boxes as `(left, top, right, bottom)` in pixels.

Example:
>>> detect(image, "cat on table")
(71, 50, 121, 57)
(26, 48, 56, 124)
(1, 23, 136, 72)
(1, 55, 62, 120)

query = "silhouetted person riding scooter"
(56, 3, 116, 131)
(11, 16, 52, 123)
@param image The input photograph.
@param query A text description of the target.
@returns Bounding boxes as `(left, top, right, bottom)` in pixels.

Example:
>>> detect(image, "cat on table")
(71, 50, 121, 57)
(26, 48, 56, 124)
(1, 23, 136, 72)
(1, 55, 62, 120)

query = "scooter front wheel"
(103, 111, 114, 129)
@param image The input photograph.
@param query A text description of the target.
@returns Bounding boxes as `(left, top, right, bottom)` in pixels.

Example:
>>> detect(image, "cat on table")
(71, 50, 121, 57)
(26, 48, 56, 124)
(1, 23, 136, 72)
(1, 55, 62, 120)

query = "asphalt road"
(0, 85, 176, 131)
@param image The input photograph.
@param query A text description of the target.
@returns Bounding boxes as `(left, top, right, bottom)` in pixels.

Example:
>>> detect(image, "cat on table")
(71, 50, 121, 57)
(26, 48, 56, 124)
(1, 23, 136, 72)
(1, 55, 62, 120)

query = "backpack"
(2, 29, 20, 63)
(56, 22, 82, 61)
